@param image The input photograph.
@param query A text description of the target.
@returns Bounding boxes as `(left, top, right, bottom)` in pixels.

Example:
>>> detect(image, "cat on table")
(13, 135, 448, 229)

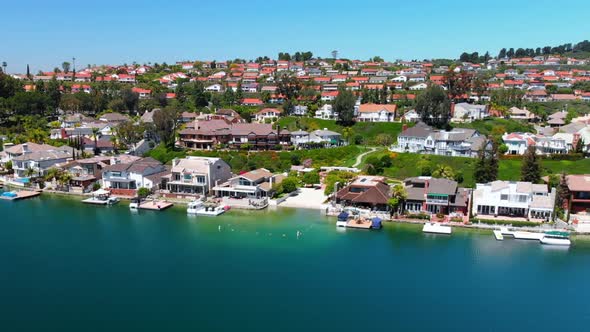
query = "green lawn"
(277, 116, 407, 144)
(146, 144, 362, 173)
(379, 152, 590, 188)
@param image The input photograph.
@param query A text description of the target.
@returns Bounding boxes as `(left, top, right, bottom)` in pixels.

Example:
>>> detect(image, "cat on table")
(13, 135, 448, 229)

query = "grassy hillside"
(454, 118, 535, 136)
(371, 151, 590, 188)
(277, 116, 407, 143)
(146, 144, 362, 173)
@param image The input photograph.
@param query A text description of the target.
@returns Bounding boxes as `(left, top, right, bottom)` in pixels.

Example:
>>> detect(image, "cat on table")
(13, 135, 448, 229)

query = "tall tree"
(498, 48, 507, 59)
(555, 172, 570, 211)
(333, 88, 356, 126)
(521, 145, 541, 183)
(153, 107, 178, 148)
(415, 85, 451, 128)
(62, 61, 71, 73)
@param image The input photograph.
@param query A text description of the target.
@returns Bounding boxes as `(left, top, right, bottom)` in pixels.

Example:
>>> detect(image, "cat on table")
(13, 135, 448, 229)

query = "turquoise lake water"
(1, 194, 590, 331)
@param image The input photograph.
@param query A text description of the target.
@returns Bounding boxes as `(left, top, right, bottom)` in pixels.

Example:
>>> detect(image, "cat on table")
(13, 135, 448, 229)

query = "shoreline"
(4, 185, 590, 239)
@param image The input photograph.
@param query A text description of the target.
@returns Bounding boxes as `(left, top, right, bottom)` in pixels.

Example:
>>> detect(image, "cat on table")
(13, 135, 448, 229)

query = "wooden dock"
(346, 219, 372, 229)
(139, 200, 174, 211)
(0, 190, 41, 201)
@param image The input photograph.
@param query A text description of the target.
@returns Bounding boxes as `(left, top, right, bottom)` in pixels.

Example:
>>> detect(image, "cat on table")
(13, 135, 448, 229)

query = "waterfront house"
(335, 176, 391, 212)
(60, 156, 112, 193)
(162, 156, 232, 198)
(1, 142, 64, 165)
(472, 181, 556, 221)
(213, 168, 280, 199)
(101, 157, 169, 196)
(10, 145, 74, 178)
(402, 177, 470, 216)
(357, 104, 397, 122)
(564, 175, 590, 228)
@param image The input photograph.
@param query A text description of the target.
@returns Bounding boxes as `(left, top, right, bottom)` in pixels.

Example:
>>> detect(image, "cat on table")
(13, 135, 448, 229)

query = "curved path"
(352, 147, 378, 168)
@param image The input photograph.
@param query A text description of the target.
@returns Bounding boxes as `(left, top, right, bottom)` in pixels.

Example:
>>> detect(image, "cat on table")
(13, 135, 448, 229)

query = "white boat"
(195, 205, 227, 216)
(82, 189, 119, 205)
(423, 222, 452, 234)
(540, 231, 571, 246)
(187, 200, 204, 214)
(129, 198, 140, 210)
(336, 211, 349, 228)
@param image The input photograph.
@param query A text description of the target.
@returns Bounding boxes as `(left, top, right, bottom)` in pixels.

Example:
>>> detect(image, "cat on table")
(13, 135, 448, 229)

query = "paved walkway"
(352, 147, 378, 168)
(278, 188, 328, 210)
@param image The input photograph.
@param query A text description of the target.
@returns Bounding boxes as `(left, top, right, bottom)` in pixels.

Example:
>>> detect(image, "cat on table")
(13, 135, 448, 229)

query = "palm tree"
(388, 184, 408, 216)
(24, 167, 36, 178)
(92, 128, 100, 155)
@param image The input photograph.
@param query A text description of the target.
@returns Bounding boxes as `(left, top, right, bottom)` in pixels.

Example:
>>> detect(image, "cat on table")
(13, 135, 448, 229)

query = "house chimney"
(22, 143, 29, 154)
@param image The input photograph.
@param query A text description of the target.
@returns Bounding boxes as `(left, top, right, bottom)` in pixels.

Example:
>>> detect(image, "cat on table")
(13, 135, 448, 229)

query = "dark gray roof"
(426, 178, 458, 195)
(399, 122, 432, 138)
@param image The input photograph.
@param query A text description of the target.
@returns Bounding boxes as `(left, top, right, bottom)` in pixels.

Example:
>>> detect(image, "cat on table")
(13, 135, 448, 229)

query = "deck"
(346, 219, 373, 229)
(0, 190, 41, 201)
(139, 200, 174, 211)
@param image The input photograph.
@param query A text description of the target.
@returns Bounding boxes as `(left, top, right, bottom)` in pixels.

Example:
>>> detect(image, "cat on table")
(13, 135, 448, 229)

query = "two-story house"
(451, 103, 489, 122)
(253, 108, 282, 122)
(101, 157, 169, 196)
(163, 156, 232, 198)
(403, 177, 470, 216)
(213, 168, 279, 199)
(357, 104, 397, 122)
(472, 180, 556, 221)
(7, 143, 73, 178)
(392, 123, 485, 157)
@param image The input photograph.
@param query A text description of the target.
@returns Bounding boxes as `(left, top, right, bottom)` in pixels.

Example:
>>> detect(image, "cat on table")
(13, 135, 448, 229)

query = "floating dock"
(423, 223, 452, 234)
(346, 219, 372, 229)
(139, 200, 174, 211)
(499, 228, 544, 240)
(0, 190, 41, 201)
(493, 230, 504, 240)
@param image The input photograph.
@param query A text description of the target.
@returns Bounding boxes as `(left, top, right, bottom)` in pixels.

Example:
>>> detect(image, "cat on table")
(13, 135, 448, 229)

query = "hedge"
(471, 218, 541, 228)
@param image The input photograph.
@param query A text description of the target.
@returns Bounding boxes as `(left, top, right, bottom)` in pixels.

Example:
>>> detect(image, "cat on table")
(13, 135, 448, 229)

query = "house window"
(500, 194, 508, 201)
(111, 171, 121, 177)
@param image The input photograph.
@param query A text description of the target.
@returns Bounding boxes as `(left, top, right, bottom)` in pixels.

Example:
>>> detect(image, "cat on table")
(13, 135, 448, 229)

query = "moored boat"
(187, 200, 204, 214)
(336, 211, 349, 227)
(82, 189, 119, 205)
(540, 231, 571, 246)
(129, 197, 141, 210)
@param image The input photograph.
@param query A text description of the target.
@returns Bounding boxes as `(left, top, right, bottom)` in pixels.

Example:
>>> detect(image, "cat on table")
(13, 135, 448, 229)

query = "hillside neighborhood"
(2, 41, 590, 232)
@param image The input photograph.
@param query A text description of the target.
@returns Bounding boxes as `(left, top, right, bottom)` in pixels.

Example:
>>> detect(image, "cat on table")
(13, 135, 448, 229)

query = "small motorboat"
(195, 205, 227, 216)
(129, 197, 141, 210)
(336, 211, 349, 228)
(540, 231, 571, 246)
(187, 200, 204, 214)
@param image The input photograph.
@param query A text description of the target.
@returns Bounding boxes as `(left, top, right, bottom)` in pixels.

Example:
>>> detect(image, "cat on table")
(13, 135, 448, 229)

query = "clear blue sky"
(3, 0, 590, 74)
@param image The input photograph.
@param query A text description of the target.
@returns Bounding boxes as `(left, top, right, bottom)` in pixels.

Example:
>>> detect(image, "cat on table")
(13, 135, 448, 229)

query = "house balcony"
(426, 198, 449, 205)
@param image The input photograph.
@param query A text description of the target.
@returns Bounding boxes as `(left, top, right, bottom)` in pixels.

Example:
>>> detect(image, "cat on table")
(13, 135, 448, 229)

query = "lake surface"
(1, 193, 590, 331)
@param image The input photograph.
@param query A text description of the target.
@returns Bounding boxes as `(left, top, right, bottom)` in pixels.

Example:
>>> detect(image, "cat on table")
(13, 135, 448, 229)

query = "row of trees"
(277, 51, 314, 62)
(497, 40, 590, 59)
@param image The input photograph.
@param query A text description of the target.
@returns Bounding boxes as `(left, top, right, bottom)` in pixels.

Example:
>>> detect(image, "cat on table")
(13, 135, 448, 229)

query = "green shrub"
(471, 218, 540, 227)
